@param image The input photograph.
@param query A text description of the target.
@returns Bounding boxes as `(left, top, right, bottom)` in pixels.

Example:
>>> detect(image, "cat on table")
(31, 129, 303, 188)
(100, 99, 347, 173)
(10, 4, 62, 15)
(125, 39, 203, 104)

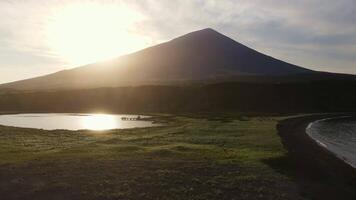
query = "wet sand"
(277, 114, 356, 200)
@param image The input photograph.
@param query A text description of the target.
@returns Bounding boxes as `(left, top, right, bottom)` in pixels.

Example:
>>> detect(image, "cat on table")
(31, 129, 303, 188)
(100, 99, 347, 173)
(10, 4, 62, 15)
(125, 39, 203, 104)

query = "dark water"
(307, 116, 356, 168)
(0, 113, 159, 131)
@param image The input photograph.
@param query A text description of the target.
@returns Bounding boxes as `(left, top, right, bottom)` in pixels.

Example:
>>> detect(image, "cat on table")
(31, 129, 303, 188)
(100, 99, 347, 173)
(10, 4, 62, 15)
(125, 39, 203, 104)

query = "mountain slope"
(1, 28, 314, 90)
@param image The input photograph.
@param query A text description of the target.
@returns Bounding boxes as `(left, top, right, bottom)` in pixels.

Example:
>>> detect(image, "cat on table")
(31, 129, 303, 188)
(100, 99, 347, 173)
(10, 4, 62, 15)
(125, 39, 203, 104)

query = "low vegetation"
(0, 114, 303, 200)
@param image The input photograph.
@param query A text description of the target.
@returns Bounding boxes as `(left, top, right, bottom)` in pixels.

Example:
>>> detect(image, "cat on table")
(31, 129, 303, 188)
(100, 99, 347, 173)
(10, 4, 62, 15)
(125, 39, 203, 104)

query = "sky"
(0, 0, 356, 84)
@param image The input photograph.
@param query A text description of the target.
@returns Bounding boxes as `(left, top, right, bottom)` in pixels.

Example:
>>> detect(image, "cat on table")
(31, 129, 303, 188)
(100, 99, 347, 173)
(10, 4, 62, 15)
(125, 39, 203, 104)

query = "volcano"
(1, 28, 315, 90)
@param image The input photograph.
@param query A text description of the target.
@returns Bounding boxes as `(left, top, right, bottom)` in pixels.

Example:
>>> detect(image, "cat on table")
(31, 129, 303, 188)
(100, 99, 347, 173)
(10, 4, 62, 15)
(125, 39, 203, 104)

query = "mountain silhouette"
(1, 28, 314, 90)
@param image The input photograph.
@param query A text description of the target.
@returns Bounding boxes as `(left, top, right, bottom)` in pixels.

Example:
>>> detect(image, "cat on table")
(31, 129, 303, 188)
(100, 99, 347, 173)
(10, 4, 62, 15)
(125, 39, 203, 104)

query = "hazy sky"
(1, 0, 356, 83)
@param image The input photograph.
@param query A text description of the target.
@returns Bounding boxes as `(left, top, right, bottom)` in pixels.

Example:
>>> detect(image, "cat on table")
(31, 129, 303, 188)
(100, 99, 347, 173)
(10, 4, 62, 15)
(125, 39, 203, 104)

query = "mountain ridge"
(1, 28, 316, 90)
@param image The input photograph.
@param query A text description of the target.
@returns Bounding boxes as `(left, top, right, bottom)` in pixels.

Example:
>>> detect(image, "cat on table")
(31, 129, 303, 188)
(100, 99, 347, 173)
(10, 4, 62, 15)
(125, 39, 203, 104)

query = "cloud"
(0, 1, 68, 82)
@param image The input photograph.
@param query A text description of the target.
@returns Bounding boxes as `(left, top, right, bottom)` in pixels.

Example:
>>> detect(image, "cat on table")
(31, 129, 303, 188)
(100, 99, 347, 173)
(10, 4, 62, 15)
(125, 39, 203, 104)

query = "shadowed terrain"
(1, 81, 356, 114)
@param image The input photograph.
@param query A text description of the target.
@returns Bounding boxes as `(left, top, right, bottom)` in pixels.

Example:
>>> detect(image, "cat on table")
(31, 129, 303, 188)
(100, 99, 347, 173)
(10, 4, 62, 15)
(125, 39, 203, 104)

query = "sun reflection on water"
(80, 114, 118, 130)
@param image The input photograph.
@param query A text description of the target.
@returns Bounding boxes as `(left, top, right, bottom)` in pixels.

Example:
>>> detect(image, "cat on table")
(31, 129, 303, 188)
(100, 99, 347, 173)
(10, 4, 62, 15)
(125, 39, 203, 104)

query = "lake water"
(307, 116, 356, 168)
(0, 113, 159, 131)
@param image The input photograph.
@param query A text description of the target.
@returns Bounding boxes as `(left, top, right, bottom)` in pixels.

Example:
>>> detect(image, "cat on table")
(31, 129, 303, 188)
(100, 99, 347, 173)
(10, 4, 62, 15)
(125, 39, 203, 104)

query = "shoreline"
(277, 114, 356, 199)
(306, 116, 356, 169)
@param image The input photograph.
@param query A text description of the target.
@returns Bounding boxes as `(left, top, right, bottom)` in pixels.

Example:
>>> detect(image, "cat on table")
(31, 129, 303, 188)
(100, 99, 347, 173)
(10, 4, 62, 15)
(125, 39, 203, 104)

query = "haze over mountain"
(1, 28, 315, 91)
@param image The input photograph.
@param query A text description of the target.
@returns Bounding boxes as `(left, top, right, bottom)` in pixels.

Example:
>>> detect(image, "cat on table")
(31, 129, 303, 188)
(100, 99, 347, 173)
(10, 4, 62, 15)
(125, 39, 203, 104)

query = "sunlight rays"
(46, 2, 149, 65)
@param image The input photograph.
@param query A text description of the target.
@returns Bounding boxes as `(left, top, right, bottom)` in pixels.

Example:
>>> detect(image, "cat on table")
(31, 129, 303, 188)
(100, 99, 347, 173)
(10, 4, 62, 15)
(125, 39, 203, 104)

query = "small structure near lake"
(121, 115, 142, 121)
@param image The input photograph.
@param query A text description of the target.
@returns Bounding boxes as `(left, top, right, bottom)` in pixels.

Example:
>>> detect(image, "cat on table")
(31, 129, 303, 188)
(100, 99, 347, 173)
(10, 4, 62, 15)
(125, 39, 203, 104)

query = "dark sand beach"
(277, 114, 356, 200)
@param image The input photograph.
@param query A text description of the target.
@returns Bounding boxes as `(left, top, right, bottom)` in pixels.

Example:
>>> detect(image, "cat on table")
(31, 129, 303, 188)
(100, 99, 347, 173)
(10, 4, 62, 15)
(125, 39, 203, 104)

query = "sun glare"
(46, 3, 149, 65)
(81, 114, 117, 131)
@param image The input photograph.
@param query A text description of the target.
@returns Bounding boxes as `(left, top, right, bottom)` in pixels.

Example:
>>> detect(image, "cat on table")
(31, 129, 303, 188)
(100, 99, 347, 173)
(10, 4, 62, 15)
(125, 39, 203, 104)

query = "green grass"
(0, 115, 302, 200)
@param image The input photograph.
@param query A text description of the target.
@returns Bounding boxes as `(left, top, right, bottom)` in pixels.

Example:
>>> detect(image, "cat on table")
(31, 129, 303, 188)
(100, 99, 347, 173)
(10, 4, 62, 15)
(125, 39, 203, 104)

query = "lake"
(0, 113, 159, 131)
(307, 116, 356, 168)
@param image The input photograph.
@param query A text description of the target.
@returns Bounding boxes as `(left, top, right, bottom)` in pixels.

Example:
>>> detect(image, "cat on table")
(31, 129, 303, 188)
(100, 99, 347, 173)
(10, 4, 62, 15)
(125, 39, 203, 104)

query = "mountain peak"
(196, 27, 220, 33)
(172, 28, 227, 41)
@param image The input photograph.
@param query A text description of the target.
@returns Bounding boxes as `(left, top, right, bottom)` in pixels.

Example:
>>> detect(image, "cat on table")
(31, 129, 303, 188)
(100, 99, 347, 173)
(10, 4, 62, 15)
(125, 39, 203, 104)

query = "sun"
(46, 3, 149, 66)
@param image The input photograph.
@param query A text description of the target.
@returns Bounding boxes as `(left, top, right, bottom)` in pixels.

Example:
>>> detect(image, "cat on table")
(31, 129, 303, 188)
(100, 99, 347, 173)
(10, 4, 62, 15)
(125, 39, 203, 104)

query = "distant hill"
(2, 81, 356, 113)
(0, 28, 318, 90)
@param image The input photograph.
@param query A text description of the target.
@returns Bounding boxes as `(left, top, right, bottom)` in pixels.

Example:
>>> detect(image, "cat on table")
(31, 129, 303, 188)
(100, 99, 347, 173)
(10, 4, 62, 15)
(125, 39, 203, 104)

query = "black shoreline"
(277, 114, 356, 199)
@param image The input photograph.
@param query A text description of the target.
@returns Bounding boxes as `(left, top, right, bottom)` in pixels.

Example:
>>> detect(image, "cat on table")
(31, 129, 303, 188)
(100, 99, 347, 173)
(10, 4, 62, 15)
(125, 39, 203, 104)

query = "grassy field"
(0, 114, 304, 200)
